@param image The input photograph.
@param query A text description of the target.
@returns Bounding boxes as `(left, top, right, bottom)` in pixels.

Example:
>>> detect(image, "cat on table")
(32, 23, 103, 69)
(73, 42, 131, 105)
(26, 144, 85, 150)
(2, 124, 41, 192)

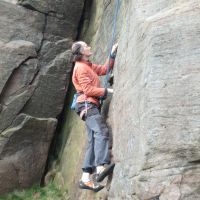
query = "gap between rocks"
(41, 0, 93, 185)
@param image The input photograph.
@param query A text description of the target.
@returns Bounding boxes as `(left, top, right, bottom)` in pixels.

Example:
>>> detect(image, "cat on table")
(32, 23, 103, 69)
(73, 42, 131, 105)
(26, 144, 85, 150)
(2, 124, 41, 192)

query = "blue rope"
(104, 0, 121, 89)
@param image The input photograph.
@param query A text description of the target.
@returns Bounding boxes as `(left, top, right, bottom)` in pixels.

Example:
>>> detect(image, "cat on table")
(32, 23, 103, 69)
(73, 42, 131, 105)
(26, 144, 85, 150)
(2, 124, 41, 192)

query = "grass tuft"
(0, 183, 64, 200)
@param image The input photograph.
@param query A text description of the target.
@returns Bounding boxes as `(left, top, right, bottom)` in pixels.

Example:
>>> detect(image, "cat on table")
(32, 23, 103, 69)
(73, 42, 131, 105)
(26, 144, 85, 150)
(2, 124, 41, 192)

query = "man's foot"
(79, 180, 104, 192)
(95, 163, 115, 182)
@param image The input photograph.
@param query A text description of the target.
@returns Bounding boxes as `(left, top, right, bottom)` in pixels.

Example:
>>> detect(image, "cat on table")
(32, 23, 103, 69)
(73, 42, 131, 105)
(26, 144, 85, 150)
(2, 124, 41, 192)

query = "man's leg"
(85, 110, 115, 182)
(82, 126, 95, 173)
(79, 122, 104, 192)
(85, 113, 110, 166)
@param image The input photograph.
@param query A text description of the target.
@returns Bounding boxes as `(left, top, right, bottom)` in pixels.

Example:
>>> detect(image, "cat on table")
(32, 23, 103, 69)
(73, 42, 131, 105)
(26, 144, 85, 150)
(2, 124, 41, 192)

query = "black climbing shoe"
(79, 180, 104, 192)
(95, 163, 115, 182)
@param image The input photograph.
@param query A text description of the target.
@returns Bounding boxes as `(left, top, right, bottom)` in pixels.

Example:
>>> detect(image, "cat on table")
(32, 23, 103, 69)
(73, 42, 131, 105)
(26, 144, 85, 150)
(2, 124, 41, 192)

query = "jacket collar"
(77, 60, 92, 67)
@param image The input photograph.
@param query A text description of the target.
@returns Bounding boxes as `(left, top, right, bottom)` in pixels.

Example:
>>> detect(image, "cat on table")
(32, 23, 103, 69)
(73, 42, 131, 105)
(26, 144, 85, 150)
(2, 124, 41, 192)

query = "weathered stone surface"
(0, 114, 57, 194)
(45, 15, 77, 41)
(0, 40, 37, 93)
(23, 50, 72, 118)
(0, 86, 35, 132)
(18, 0, 85, 41)
(0, 0, 84, 195)
(39, 38, 72, 67)
(18, 0, 84, 22)
(2, 59, 39, 98)
(109, 1, 200, 199)
(0, 1, 44, 50)
(2, 0, 17, 4)
(0, 160, 19, 195)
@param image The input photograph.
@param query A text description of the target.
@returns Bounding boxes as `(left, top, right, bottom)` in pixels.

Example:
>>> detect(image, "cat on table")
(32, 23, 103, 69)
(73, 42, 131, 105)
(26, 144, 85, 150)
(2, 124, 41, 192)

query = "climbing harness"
(71, 92, 92, 120)
(100, 0, 121, 107)
(70, 92, 83, 110)
(70, 93, 79, 110)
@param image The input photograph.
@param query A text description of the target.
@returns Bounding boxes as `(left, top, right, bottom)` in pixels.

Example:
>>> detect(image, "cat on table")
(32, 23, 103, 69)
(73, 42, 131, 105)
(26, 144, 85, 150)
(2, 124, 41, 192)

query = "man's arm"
(77, 67, 106, 97)
(91, 43, 118, 76)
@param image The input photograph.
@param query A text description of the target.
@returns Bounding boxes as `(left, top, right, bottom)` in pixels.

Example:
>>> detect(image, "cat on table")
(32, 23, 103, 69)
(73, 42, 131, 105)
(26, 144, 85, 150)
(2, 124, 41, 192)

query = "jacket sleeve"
(91, 58, 115, 76)
(77, 66, 106, 97)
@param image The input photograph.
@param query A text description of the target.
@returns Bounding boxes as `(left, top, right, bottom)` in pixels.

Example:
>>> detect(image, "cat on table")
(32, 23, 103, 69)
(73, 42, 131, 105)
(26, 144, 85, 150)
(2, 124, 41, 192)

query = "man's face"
(80, 42, 92, 57)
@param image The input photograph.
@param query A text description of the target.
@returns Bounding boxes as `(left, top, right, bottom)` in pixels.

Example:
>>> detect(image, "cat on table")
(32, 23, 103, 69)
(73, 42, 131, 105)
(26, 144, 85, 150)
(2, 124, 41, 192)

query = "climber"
(71, 41, 118, 192)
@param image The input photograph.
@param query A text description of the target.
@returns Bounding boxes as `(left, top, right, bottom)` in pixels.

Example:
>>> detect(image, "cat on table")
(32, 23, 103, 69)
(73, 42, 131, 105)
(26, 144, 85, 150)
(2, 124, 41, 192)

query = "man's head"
(71, 41, 92, 62)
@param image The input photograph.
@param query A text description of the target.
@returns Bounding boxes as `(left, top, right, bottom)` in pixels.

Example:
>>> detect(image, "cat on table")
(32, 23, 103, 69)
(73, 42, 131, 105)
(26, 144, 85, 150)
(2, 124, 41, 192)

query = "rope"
(104, 0, 120, 88)
(100, 0, 121, 106)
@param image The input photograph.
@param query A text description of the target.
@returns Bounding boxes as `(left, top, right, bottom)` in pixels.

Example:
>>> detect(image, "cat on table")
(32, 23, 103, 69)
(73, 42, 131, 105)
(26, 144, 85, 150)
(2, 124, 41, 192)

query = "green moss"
(47, 83, 86, 197)
(0, 183, 64, 200)
(53, 93, 86, 195)
(53, 85, 85, 164)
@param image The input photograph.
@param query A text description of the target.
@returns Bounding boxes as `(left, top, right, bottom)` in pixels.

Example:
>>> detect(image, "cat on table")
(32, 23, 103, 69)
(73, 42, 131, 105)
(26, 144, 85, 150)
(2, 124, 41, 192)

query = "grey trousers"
(82, 105, 110, 173)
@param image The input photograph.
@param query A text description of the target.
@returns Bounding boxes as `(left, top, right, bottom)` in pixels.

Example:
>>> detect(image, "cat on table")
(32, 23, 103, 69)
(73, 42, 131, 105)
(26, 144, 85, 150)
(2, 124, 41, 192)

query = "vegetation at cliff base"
(0, 183, 64, 200)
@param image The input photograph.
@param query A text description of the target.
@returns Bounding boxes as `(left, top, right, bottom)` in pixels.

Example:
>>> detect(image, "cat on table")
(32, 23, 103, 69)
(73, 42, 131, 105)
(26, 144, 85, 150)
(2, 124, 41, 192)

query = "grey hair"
(71, 41, 84, 62)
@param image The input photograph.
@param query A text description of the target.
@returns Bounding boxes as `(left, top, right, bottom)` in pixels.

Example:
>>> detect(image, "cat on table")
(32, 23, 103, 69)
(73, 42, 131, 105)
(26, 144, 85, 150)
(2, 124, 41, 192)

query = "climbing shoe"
(79, 180, 104, 192)
(95, 163, 115, 182)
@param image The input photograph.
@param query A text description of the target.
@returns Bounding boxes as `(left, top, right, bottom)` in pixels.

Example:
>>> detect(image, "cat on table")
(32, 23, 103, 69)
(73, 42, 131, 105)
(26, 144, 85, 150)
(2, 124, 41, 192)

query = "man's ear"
(80, 45, 84, 55)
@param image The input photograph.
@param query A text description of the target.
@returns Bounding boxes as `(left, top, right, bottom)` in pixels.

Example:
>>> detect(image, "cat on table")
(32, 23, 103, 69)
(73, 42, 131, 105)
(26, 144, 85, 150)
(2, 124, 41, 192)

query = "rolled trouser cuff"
(82, 167, 93, 174)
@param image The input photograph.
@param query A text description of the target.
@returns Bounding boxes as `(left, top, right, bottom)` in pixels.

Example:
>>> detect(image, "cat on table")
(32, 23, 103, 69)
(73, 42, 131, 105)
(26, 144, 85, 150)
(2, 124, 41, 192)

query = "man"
(71, 41, 118, 192)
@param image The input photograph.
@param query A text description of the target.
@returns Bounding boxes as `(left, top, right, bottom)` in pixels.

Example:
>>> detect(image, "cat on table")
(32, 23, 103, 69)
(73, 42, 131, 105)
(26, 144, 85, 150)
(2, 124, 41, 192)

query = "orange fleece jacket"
(72, 59, 114, 106)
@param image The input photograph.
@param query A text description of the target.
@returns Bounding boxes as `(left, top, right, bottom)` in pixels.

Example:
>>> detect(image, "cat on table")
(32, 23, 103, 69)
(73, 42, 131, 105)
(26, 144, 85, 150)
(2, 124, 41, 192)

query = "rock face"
(53, 0, 200, 199)
(0, 0, 84, 195)
(109, 1, 200, 200)
(1, 0, 200, 199)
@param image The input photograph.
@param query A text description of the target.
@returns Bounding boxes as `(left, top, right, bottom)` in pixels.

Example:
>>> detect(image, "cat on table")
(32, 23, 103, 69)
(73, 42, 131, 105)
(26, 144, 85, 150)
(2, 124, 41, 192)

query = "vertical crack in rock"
(28, 69, 40, 86)
(41, 0, 89, 184)
(26, 14, 48, 86)
(76, 0, 92, 39)
(37, 14, 47, 55)
(178, 175, 183, 200)
(25, 14, 47, 87)
(10, 14, 48, 115)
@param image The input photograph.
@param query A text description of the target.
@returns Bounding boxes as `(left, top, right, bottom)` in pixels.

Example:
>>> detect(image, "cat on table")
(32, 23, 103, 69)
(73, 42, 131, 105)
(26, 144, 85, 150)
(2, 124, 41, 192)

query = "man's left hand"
(111, 43, 118, 55)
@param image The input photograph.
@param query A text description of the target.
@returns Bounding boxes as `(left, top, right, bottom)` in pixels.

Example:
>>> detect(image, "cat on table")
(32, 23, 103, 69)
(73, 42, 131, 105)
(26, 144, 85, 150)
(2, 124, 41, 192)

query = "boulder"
(0, 1, 44, 50)
(22, 50, 72, 118)
(0, 40, 37, 94)
(18, 0, 84, 22)
(0, 114, 57, 194)
(18, 0, 85, 41)
(0, 0, 84, 195)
